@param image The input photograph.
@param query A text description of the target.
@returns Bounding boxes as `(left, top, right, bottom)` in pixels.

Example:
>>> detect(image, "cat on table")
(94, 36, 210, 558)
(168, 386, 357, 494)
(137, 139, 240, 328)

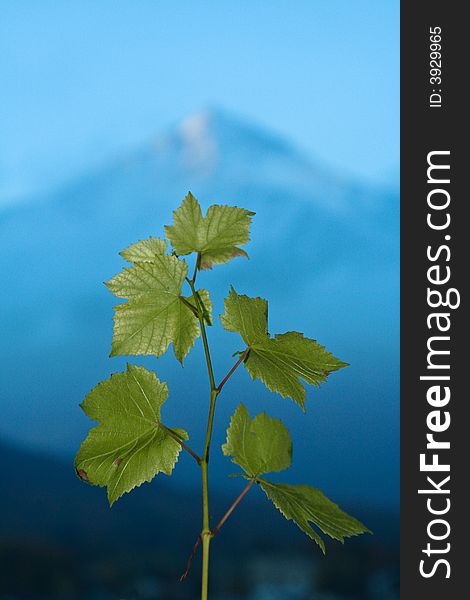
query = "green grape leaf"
(258, 479, 371, 553)
(222, 403, 292, 476)
(106, 253, 212, 363)
(120, 236, 167, 263)
(164, 192, 255, 269)
(75, 364, 188, 506)
(220, 290, 268, 343)
(221, 288, 348, 408)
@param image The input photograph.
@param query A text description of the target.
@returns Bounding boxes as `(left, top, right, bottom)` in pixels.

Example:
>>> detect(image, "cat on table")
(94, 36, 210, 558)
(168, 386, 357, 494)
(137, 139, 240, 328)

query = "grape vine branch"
(75, 192, 371, 600)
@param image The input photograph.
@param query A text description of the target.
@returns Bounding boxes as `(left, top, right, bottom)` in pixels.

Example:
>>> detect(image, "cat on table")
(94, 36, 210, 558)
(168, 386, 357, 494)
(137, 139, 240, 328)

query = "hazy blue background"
(1, 2, 399, 599)
(0, 0, 398, 205)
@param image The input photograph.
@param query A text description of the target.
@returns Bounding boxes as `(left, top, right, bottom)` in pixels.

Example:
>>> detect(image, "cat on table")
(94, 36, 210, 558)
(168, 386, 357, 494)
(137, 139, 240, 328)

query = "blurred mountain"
(0, 108, 399, 508)
(1, 439, 398, 599)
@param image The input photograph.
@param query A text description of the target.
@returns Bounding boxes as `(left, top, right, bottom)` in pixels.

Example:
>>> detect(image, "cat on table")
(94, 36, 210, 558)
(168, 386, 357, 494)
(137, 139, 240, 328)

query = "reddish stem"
(180, 535, 201, 582)
(162, 426, 202, 465)
(211, 478, 255, 538)
(216, 348, 250, 393)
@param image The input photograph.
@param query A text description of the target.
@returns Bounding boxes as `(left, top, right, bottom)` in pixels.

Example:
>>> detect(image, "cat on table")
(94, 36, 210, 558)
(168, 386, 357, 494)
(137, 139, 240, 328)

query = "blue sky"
(0, 0, 399, 205)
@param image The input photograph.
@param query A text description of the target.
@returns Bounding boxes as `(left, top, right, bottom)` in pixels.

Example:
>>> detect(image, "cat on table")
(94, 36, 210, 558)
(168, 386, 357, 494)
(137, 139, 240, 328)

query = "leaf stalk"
(160, 425, 202, 465)
(216, 347, 250, 393)
(211, 478, 255, 538)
